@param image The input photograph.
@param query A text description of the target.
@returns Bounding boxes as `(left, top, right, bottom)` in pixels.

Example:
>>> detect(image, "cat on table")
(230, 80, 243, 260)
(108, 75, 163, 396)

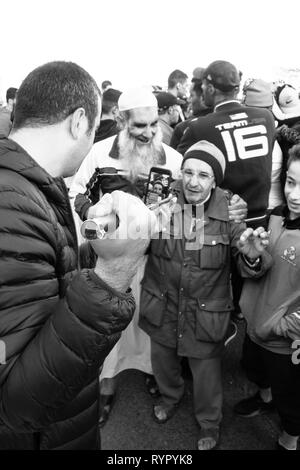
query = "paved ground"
(102, 321, 281, 450)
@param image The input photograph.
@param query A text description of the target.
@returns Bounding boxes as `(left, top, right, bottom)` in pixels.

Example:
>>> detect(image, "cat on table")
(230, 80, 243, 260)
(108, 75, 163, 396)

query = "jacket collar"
(172, 180, 229, 221)
(108, 135, 167, 165)
(214, 100, 242, 113)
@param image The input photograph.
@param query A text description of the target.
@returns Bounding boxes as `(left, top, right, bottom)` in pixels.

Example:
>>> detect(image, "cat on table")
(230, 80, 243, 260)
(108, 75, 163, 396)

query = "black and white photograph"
(0, 0, 299, 454)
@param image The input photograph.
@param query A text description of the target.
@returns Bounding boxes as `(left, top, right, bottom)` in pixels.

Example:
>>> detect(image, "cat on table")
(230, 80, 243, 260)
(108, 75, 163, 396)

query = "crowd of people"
(0, 59, 299, 451)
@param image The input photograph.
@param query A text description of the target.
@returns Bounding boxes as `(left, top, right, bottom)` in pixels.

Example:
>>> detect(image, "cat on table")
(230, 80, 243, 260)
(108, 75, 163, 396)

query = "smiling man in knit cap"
(139, 140, 272, 450)
(69, 86, 182, 426)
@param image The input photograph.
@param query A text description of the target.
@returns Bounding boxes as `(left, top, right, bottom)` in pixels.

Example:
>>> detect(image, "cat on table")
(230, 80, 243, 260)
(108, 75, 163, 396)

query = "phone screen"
(144, 168, 172, 206)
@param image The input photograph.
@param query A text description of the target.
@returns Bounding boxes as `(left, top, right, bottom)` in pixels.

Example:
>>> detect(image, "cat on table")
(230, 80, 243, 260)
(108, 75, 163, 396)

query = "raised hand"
(237, 226, 270, 261)
(86, 191, 157, 291)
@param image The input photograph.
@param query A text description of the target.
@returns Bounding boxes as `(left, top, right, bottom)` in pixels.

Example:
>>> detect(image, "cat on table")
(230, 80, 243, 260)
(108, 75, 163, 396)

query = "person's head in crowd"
(101, 88, 122, 120)
(101, 80, 112, 92)
(201, 60, 241, 108)
(117, 87, 164, 182)
(11, 61, 101, 178)
(156, 91, 183, 127)
(168, 69, 189, 99)
(192, 67, 206, 81)
(181, 140, 226, 205)
(189, 78, 211, 117)
(153, 179, 163, 195)
(275, 84, 300, 117)
(242, 78, 273, 110)
(6, 87, 18, 111)
(285, 143, 300, 219)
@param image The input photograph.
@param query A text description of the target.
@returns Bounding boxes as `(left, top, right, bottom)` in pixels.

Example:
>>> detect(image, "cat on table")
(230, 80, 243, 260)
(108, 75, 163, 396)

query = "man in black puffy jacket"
(0, 61, 155, 450)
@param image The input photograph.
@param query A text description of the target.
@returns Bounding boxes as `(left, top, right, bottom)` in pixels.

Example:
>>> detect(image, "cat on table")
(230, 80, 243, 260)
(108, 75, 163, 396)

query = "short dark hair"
(288, 143, 300, 169)
(6, 87, 18, 102)
(13, 61, 100, 132)
(101, 80, 112, 90)
(102, 88, 122, 114)
(168, 69, 188, 89)
(191, 78, 203, 97)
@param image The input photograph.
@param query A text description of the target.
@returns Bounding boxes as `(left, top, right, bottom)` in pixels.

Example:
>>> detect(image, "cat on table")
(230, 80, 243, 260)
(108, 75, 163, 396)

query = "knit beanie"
(181, 140, 226, 185)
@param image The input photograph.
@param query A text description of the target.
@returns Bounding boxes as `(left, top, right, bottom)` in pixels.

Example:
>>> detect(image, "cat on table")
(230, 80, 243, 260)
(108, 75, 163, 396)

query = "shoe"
(224, 320, 238, 347)
(234, 391, 275, 417)
(153, 404, 178, 424)
(197, 427, 219, 450)
(99, 394, 114, 428)
(145, 374, 161, 398)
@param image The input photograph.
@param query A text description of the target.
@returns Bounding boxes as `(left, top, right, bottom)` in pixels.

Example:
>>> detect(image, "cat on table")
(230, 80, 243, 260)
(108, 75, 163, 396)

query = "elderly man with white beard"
(69, 87, 183, 425)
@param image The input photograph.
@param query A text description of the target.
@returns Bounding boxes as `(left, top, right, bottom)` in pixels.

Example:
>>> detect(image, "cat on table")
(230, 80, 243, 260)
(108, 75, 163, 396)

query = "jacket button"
(161, 293, 164, 297)
(178, 311, 182, 315)
(180, 288, 184, 292)
(179, 334, 183, 338)
(201, 303, 205, 307)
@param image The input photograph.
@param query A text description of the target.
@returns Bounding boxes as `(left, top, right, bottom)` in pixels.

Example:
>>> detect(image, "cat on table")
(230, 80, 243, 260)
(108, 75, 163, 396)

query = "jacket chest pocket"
(200, 233, 229, 269)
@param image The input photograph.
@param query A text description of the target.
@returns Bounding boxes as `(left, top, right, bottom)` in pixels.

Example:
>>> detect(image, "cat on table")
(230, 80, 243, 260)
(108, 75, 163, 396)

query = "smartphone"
(144, 167, 173, 207)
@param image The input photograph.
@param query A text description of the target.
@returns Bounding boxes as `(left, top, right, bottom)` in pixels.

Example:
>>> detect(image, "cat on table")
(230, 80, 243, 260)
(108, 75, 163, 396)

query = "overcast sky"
(1, 0, 299, 100)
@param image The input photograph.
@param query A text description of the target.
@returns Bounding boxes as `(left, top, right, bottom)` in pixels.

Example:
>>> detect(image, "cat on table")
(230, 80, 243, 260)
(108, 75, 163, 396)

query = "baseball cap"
(203, 60, 241, 92)
(277, 85, 300, 116)
(155, 92, 185, 110)
(242, 79, 273, 108)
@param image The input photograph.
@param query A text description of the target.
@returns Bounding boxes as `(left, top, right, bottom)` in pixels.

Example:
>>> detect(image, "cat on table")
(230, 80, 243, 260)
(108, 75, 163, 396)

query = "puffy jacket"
(0, 139, 135, 449)
(139, 183, 272, 359)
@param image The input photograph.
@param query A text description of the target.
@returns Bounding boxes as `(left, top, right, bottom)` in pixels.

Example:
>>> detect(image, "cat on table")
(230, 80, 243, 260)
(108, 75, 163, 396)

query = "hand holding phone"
(144, 167, 173, 207)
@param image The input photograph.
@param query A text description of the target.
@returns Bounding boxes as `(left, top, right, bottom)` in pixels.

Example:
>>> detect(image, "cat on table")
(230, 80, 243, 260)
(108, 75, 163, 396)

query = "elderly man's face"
(182, 158, 216, 205)
(126, 107, 159, 145)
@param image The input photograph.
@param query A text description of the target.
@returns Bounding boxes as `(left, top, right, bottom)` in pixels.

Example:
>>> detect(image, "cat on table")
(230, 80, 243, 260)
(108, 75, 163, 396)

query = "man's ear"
(69, 107, 88, 139)
(208, 83, 216, 97)
(112, 105, 119, 119)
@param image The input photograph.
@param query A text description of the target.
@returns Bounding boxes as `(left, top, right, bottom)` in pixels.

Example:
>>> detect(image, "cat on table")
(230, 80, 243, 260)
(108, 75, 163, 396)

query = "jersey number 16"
(221, 125, 269, 162)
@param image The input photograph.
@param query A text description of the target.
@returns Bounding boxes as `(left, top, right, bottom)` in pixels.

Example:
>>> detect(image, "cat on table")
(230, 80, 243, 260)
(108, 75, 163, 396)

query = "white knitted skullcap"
(118, 87, 158, 111)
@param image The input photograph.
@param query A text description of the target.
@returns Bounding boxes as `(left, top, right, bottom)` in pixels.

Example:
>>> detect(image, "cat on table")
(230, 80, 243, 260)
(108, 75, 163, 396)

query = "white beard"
(118, 127, 164, 183)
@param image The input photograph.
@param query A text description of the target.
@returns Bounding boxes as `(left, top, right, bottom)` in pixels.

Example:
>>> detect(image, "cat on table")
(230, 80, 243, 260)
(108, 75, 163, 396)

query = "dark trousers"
(242, 336, 300, 436)
(151, 340, 222, 429)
